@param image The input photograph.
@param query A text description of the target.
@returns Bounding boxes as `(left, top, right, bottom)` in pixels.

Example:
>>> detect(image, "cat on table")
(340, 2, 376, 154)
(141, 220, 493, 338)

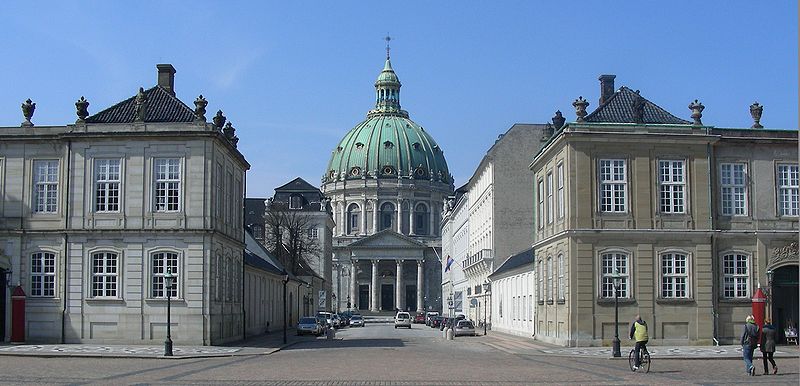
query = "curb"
(0, 341, 300, 360)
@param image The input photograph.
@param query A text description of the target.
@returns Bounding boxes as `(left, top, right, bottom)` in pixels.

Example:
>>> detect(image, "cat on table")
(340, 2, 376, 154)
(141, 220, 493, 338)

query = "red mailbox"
(751, 287, 766, 330)
(10, 285, 25, 343)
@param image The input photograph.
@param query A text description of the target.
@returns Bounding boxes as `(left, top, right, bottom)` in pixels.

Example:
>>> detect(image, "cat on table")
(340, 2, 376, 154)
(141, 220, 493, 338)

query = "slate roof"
(489, 247, 534, 278)
(86, 86, 196, 123)
(275, 177, 321, 193)
(584, 87, 690, 125)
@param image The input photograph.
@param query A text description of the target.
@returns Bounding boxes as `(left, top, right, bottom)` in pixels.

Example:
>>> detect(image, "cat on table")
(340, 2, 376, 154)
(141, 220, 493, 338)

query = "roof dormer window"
(289, 194, 303, 210)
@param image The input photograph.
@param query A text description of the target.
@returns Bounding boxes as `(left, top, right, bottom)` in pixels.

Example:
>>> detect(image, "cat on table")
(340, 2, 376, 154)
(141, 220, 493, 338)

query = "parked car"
(316, 312, 334, 328)
(454, 320, 476, 336)
(430, 316, 443, 328)
(297, 317, 323, 336)
(350, 314, 364, 327)
(394, 312, 412, 329)
(439, 317, 449, 331)
(425, 312, 440, 326)
(338, 312, 351, 326)
(332, 314, 342, 328)
(414, 312, 426, 324)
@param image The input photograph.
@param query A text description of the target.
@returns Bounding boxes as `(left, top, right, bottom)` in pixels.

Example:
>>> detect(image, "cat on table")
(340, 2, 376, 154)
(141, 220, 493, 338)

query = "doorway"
(771, 264, 799, 342)
(381, 284, 394, 311)
(358, 285, 369, 310)
(405, 285, 416, 312)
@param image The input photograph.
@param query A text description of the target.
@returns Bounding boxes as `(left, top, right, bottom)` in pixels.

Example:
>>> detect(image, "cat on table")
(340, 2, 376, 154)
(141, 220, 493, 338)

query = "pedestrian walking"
(740, 315, 759, 376)
(761, 319, 778, 375)
(629, 315, 649, 370)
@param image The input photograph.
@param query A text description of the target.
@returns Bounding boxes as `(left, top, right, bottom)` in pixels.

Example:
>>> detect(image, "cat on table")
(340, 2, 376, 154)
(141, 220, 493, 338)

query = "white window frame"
(659, 251, 690, 299)
(777, 164, 799, 216)
(91, 251, 119, 298)
(537, 179, 545, 228)
(557, 163, 564, 219)
(151, 251, 180, 299)
(153, 158, 181, 212)
(289, 194, 303, 210)
(546, 172, 554, 224)
(659, 159, 686, 214)
(721, 252, 750, 299)
(33, 160, 59, 213)
(557, 253, 565, 301)
(307, 226, 319, 239)
(347, 203, 360, 235)
(537, 259, 544, 302)
(720, 163, 748, 216)
(599, 159, 627, 213)
(30, 251, 56, 297)
(546, 256, 553, 301)
(94, 159, 121, 213)
(600, 250, 630, 299)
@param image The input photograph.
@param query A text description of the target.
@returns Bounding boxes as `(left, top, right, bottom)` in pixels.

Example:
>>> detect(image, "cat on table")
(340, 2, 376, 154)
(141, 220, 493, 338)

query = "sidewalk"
(0, 327, 319, 360)
(479, 329, 800, 360)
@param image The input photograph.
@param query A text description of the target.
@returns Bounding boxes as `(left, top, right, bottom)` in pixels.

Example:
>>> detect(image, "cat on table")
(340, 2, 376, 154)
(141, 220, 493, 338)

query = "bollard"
(446, 327, 454, 340)
(327, 327, 335, 340)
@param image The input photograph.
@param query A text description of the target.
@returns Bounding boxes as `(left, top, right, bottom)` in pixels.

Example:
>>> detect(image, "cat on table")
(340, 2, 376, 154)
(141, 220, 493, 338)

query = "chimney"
(598, 74, 616, 105)
(157, 64, 176, 96)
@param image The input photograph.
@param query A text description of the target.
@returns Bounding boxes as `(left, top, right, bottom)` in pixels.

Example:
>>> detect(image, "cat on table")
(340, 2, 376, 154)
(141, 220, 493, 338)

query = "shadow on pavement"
(283, 338, 405, 350)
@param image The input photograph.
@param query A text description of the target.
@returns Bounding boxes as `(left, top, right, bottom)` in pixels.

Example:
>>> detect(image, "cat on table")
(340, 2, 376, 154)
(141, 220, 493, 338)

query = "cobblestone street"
(0, 322, 797, 385)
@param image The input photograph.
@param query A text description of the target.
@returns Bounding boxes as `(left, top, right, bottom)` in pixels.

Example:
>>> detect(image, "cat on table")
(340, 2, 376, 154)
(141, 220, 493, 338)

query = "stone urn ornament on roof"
(749, 102, 763, 129)
(194, 95, 208, 122)
(21, 98, 35, 127)
(75, 96, 90, 123)
(572, 96, 589, 122)
(688, 99, 704, 126)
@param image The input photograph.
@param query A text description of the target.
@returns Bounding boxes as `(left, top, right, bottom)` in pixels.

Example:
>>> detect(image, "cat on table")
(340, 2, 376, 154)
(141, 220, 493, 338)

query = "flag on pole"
(444, 255, 454, 272)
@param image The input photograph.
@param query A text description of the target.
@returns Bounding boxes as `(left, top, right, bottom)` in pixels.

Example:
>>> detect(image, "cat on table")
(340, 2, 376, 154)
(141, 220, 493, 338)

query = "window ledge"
(86, 298, 125, 304)
(597, 298, 636, 305)
(546, 299, 554, 305)
(146, 298, 185, 303)
(557, 299, 566, 305)
(537, 300, 545, 305)
(719, 298, 752, 304)
(656, 298, 695, 305)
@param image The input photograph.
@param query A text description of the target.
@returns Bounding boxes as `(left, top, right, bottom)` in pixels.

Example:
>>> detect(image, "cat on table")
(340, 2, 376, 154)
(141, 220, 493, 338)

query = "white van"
(394, 312, 412, 329)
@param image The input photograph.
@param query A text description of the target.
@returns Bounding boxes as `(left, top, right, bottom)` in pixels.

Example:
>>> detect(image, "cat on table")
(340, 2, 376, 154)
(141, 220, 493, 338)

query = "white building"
(440, 187, 469, 316)
(488, 248, 534, 337)
(441, 123, 548, 326)
(0, 64, 249, 345)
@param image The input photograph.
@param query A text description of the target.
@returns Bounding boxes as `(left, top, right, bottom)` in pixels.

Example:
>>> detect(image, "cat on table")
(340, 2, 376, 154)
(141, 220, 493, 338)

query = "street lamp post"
(164, 267, 175, 357)
(282, 270, 289, 345)
(610, 268, 622, 358)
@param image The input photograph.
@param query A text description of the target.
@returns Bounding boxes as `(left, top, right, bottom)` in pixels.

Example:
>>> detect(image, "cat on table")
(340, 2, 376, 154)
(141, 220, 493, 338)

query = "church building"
(323, 46, 453, 313)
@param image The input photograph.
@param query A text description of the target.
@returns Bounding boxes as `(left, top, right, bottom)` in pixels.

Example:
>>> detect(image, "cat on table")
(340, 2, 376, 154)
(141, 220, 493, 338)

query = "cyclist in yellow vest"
(629, 315, 649, 370)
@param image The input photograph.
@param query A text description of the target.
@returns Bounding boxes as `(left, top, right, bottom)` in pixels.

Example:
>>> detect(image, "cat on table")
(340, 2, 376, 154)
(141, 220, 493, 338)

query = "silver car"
(350, 315, 364, 327)
(454, 320, 476, 336)
(297, 317, 323, 336)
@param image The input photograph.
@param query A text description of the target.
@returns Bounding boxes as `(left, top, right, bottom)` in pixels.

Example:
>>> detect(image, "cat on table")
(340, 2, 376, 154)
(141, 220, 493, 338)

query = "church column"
(373, 199, 379, 232)
(429, 200, 435, 236)
(370, 260, 379, 312)
(360, 199, 368, 236)
(416, 260, 424, 313)
(396, 260, 404, 311)
(397, 199, 403, 234)
(340, 201, 347, 236)
(409, 200, 416, 236)
(350, 260, 358, 310)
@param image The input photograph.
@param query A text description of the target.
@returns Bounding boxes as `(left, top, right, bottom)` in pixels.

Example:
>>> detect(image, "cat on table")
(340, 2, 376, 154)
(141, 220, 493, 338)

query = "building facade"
(323, 52, 453, 313)
(488, 248, 534, 337)
(441, 123, 547, 323)
(0, 65, 249, 344)
(531, 75, 798, 346)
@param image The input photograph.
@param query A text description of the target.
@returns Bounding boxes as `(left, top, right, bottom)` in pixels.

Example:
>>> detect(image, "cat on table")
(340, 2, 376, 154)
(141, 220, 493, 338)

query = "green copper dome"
(324, 57, 450, 184)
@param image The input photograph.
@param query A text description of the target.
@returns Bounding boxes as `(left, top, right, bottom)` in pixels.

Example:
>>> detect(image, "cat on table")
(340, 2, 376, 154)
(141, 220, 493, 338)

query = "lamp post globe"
(610, 268, 622, 358)
(163, 267, 176, 357)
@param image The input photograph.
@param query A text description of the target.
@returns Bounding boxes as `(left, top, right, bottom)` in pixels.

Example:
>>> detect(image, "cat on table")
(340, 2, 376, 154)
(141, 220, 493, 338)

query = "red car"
(414, 312, 426, 324)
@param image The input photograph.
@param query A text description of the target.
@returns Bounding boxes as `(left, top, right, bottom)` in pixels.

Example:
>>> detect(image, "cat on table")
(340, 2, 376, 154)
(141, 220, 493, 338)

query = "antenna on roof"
(385, 34, 392, 59)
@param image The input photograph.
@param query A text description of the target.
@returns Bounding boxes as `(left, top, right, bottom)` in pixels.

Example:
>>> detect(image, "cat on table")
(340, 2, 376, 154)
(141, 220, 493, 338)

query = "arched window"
(600, 251, 630, 299)
(557, 254, 565, 301)
(380, 202, 396, 231)
(289, 194, 303, 210)
(151, 251, 179, 298)
(414, 203, 429, 235)
(91, 251, 119, 298)
(347, 203, 361, 235)
(546, 256, 553, 302)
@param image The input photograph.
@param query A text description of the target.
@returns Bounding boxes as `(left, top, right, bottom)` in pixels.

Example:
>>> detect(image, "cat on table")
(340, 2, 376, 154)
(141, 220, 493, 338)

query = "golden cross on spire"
(385, 34, 392, 59)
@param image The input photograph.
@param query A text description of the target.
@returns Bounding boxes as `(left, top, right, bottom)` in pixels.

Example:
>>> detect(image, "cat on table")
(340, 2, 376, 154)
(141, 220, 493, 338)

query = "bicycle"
(628, 346, 650, 373)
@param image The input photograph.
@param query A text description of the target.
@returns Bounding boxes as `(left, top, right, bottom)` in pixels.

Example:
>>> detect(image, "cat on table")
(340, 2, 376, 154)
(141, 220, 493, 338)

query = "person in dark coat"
(740, 315, 759, 376)
(761, 319, 778, 375)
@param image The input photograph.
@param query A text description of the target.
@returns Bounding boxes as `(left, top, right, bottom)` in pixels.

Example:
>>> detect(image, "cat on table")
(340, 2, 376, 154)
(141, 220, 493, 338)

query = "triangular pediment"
(275, 177, 320, 193)
(348, 229, 427, 249)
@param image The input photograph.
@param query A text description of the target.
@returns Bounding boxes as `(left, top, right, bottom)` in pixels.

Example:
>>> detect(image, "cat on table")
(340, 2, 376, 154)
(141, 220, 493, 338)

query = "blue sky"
(1, 2, 796, 196)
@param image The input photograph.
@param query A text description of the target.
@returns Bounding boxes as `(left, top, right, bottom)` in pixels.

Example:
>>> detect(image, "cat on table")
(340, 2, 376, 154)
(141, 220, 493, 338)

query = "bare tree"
(264, 205, 321, 276)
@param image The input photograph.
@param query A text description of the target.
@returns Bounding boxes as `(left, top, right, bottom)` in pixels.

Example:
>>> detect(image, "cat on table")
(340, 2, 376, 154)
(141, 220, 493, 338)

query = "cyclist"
(629, 315, 649, 370)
